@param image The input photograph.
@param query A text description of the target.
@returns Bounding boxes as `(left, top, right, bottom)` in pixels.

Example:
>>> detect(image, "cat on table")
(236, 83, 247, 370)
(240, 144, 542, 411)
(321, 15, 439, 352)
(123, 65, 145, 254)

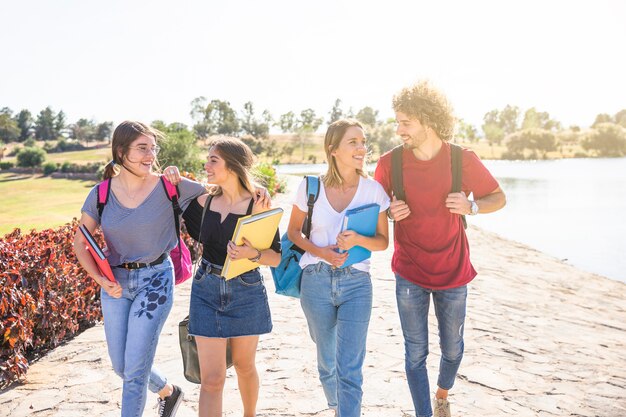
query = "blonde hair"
(392, 80, 455, 142)
(323, 118, 367, 188)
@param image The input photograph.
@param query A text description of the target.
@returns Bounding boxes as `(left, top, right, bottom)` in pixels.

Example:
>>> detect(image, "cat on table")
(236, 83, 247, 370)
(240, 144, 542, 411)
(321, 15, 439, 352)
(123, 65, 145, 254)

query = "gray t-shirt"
(82, 177, 205, 266)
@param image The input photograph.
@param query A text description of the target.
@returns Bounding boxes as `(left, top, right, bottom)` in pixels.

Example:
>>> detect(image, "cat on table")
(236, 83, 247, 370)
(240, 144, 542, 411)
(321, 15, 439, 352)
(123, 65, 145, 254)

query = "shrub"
(16, 147, 46, 167)
(45, 138, 86, 153)
(61, 161, 73, 173)
(59, 161, 102, 174)
(42, 142, 55, 152)
(505, 129, 556, 159)
(96, 163, 105, 180)
(0, 221, 102, 388)
(582, 123, 626, 157)
(240, 134, 266, 155)
(7, 146, 21, 157)
(0, 161, 15, 170)
(255, 162, 286, 196)
(43, 162, 59, 176)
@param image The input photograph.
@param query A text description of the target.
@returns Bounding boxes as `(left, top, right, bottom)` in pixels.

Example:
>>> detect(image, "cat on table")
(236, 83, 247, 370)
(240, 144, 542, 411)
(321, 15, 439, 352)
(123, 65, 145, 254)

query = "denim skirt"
(188, 260, 273, 338)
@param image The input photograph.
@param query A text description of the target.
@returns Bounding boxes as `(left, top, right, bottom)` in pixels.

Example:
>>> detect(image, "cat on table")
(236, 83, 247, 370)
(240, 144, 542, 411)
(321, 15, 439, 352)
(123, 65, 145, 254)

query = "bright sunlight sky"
(1, 0, 625, 130)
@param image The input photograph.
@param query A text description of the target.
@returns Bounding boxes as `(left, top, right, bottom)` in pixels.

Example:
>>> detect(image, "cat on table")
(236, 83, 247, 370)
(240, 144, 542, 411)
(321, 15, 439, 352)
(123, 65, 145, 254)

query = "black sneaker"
(157, 385, 184, 417)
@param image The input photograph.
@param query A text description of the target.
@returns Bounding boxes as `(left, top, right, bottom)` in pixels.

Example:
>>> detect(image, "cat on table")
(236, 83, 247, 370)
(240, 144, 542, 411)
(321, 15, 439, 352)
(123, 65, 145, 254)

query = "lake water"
(276, 158, 626, 283)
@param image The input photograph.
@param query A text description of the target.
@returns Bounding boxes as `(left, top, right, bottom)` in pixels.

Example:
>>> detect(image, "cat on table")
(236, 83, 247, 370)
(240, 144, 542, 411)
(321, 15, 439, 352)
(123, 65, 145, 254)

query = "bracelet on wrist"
(248, 248, 262, 263)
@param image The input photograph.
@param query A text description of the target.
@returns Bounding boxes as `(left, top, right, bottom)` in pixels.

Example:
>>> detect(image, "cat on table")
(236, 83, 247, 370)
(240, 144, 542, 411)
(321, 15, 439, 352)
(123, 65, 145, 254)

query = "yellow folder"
(221, 207, 284, 280)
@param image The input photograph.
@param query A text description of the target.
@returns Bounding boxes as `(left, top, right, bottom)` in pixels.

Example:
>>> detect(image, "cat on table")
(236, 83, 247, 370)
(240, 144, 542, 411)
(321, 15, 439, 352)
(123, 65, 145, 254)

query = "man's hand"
(445, 191, 471, 215)
(389, 195, 411, 221)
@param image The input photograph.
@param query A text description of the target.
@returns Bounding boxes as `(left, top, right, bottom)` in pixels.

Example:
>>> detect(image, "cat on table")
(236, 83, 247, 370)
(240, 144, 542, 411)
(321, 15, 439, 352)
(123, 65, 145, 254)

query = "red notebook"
(79, 225, 116, 283)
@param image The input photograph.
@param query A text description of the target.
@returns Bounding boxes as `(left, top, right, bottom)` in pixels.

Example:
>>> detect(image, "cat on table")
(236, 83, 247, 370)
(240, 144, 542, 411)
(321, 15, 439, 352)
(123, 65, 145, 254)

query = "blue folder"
(340, 203, 380, 267)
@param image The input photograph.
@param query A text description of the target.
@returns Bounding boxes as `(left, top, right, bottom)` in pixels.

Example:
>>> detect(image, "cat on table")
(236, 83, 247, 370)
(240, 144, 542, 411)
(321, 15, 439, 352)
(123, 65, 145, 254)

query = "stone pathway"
(2, 181, 625, 416)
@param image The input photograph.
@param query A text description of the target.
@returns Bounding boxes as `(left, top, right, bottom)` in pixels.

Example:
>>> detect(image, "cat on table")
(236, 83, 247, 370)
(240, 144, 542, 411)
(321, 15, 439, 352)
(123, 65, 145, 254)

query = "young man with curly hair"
(374, 80, 506, 417)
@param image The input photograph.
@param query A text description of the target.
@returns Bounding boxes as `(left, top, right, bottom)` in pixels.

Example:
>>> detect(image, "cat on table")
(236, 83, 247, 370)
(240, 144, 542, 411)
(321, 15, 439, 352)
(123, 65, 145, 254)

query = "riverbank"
(1, 181, 625, 416)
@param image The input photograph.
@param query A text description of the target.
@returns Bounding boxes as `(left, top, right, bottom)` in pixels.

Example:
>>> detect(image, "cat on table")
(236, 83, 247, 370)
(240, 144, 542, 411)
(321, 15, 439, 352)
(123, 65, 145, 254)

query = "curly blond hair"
(392, 80, 456, 142)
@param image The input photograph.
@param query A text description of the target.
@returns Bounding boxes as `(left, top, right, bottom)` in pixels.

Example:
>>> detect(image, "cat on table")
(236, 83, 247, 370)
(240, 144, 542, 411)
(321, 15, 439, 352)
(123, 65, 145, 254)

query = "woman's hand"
(336, 230, 359, 251)
(318, 245, 348, 268)
(163, 166, 182, 185)
(100, 278, 123, 298)
(227, 238, 258, 260)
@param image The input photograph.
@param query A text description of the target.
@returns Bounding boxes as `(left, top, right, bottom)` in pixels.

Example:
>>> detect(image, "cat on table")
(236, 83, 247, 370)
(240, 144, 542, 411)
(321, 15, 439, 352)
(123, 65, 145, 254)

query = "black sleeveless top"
(183, 196, 281, 266)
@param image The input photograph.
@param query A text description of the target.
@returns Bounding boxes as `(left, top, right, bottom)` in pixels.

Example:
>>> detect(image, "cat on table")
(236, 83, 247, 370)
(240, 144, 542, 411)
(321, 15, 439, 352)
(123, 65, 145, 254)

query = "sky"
(1, 0, 625, 131)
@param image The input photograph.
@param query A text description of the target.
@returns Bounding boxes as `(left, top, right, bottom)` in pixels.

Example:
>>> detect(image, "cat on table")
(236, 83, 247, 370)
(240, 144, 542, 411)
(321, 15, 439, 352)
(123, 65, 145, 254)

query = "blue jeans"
(101, 257, 175, 417)
(395, 274, 467, 417)
(300, 262, 372, 417)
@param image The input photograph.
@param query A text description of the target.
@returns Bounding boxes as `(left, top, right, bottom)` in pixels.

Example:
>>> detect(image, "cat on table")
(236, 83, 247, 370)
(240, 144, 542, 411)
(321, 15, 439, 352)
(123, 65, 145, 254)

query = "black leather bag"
(178, 315, 233, 384)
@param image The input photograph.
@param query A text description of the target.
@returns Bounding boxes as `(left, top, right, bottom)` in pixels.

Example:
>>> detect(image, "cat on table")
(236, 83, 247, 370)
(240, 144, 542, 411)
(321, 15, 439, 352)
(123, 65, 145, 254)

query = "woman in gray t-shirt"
(73, 121, 204, 417)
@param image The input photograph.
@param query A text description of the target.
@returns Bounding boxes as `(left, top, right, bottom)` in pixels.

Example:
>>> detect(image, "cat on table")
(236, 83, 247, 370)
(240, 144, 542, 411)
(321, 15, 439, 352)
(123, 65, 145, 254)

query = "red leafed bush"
(0, 220, 102, 388)
(0, 172, 203, 388)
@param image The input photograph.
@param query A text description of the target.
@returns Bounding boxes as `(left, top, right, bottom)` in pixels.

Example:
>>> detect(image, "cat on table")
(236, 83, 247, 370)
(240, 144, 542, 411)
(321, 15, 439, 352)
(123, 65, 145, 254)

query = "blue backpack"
(270, 176, 320, 298)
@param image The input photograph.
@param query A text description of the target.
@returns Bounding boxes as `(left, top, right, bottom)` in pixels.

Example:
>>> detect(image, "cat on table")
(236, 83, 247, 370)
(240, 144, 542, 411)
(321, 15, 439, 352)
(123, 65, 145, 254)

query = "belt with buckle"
(116, 253, 167, 270)
(201, 259, 223, 276)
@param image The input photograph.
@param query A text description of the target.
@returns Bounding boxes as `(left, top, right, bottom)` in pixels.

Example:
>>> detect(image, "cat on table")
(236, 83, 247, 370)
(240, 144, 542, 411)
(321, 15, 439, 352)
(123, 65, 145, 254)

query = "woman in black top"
(182, 137, 280, 417)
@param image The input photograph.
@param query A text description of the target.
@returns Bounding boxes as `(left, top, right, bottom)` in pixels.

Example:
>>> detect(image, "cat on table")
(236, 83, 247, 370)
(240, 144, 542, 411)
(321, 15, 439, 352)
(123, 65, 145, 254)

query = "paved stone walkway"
(2, 183, 625, 416)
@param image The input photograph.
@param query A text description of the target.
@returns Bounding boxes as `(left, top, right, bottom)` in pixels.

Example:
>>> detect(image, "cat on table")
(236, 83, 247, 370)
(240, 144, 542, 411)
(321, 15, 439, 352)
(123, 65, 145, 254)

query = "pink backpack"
(97, 176, 193, 285)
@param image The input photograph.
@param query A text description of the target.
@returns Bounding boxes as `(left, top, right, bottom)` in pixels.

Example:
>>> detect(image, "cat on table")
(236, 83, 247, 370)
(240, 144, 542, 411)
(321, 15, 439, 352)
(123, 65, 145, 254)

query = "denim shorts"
(188, 260, 272, 338)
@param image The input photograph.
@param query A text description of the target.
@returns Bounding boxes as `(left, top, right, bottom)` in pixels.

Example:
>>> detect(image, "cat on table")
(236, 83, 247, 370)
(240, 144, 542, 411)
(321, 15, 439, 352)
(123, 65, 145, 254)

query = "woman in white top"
(287, 119, 390, 417)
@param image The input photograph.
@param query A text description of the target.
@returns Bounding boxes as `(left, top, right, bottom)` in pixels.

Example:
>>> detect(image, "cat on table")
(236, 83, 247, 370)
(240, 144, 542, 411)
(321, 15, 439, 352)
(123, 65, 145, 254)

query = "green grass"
(44, 147, 110, 163)
(0, 173, 96, 236)
(3, 145, 110, 165)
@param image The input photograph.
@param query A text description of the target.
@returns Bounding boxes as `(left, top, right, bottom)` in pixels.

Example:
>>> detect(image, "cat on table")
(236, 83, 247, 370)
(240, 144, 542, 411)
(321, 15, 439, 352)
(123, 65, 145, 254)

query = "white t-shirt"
(294, 176, 390, 272)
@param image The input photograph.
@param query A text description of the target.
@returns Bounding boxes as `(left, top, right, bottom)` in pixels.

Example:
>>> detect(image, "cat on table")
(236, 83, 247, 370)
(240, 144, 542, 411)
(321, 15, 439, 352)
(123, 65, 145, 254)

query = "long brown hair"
(207, 136, 256, 196)
(323, 118, 367, 188)
(102, 121, 164, 180)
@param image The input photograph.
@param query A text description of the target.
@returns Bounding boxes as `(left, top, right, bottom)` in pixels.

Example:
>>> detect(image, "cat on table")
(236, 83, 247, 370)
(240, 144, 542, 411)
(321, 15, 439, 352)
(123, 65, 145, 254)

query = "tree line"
(0, 107, 113, 145)
(464, 105, 626, 158)
(2, 100, 626, 162)
(187, 97, 398, 162)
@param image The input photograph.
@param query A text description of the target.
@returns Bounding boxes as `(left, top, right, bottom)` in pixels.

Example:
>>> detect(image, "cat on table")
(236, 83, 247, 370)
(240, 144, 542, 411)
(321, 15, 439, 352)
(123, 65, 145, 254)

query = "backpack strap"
(391, 145, 405, 201)
(97, 178, 112, 218)
(160, 176, 183, 242)
(302, 175, 320, 238)
(449, 143, 467, 229)
(390, 143, 467, 229)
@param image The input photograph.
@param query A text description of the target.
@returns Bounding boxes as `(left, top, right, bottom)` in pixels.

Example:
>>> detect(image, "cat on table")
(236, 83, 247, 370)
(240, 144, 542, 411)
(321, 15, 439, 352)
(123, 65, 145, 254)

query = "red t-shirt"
(374, 143, 499, 289)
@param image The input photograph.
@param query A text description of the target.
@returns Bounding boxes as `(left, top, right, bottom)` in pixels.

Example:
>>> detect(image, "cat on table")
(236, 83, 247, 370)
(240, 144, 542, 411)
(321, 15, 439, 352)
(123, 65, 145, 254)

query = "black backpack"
(390, 142, 467, 229)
